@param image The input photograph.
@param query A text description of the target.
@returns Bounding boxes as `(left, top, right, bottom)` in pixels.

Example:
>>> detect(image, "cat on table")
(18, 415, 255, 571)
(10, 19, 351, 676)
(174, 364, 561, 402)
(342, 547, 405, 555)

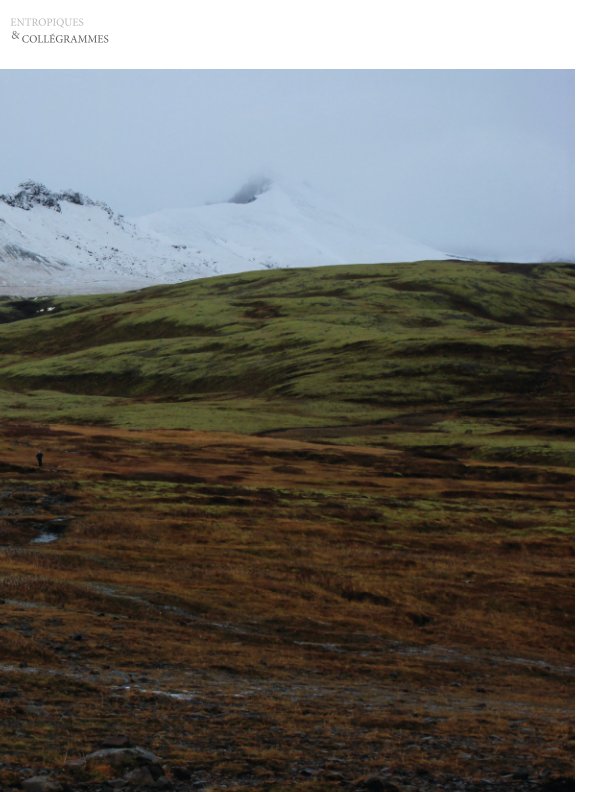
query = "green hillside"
(0, 261, 574, 462)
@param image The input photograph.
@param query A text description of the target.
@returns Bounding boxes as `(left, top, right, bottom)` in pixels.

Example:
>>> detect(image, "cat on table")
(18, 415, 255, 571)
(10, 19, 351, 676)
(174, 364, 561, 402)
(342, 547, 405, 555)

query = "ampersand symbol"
(12, 31, 19, 39)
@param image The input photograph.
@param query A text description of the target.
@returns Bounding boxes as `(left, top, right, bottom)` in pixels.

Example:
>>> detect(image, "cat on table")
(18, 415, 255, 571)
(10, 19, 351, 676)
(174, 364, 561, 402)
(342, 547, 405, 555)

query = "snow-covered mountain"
(0, 179, 448, 296)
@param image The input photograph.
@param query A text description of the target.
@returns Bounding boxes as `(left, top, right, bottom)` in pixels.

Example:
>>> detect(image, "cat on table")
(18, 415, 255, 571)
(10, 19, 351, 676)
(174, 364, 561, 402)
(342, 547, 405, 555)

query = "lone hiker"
(36, 451, 44, 468)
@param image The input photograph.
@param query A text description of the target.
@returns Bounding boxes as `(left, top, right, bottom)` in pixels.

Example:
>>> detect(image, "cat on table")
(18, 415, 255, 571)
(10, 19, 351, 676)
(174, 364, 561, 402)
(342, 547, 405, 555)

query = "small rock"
(0, 689, 20, 699)
(122, 766, 156, 787)
(83, 746, 163, 779)
(21, 776, 63, 792)
(88, 746, 160, 766)
(513, 768, 530, 780)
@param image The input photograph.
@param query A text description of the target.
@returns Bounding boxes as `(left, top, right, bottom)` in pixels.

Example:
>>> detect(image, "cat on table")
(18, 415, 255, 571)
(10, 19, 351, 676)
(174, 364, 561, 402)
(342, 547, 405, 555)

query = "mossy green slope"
(0, 261, 574, 456)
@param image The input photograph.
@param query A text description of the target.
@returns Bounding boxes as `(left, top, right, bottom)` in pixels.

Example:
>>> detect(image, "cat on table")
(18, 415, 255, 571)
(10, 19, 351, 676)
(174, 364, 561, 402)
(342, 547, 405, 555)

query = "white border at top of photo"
(1, 0, 577, 70)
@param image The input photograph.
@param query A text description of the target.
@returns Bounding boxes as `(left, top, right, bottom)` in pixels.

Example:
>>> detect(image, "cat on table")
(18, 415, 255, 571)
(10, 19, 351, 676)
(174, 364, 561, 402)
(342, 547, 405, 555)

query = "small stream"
(29, 516, 72, 545)
(0, 486, 74, 546)
(31, 532, 60, 544)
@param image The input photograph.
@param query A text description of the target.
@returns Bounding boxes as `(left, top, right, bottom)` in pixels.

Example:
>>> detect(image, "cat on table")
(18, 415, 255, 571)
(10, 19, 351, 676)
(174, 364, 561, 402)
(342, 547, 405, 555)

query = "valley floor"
(0, 419, 573, 791)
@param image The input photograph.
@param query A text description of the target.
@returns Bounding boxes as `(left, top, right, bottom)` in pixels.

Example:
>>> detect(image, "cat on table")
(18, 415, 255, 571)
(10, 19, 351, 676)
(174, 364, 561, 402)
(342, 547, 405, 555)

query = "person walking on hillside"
(36, 451, 44, 468)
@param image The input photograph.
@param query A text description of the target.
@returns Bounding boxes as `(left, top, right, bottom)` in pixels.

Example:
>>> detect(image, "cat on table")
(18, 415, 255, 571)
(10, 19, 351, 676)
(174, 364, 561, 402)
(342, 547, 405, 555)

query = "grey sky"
(0, 69, 574, 261)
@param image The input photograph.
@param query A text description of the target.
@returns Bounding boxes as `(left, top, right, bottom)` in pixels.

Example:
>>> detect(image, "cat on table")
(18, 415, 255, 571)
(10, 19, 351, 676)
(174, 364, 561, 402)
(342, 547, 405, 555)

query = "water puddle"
(29, 516, 72, 545)
(32, 532, 60, 544)
(2, 598, 48, 609)
(117, 684, 196, 701)
(393, 642, 574, 676)
(0, 662, 198, 702)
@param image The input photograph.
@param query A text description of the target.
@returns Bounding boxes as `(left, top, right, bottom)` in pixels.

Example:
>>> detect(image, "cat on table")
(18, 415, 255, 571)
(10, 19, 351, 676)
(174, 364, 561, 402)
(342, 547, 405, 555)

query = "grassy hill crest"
(0, 261, 574, 452)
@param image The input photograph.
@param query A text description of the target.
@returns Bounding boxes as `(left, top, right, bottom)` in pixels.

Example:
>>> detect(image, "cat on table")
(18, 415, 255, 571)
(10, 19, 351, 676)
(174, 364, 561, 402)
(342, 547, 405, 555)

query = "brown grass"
(0, 419, 573, 789)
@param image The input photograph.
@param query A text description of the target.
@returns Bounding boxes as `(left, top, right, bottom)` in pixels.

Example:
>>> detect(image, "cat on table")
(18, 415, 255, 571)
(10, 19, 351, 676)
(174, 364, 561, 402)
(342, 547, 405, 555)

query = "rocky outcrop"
(0, 180, 117, 220)
(229, 176, 272, 204)
(70, 745, 171, 788)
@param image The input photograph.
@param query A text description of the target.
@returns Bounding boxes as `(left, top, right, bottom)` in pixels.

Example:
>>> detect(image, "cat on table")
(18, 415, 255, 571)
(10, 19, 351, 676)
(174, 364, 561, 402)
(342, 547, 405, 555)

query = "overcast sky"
(0, 69, 574, 261)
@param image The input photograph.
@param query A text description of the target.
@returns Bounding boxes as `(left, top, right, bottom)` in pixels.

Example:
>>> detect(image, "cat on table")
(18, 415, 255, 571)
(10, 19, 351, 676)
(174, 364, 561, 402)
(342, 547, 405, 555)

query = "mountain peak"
(228, 176, 273, 204)
(1, 177, 448, 296)
(0, 180, 115, 218)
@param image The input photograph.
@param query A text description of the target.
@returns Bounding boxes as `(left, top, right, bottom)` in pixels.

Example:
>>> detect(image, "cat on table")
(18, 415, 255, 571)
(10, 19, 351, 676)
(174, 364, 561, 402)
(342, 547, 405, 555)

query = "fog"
(0, 69, 574, 261)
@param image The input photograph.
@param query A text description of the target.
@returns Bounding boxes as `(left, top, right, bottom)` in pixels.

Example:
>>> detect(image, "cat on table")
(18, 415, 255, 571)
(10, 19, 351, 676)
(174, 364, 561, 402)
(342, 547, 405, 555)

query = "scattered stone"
(513, 768, 530, 780)
(21, 776, 63, 792)
(121, 765, 157, 787)
(0, 689, 20, 699)
(81, 746, 164, 782)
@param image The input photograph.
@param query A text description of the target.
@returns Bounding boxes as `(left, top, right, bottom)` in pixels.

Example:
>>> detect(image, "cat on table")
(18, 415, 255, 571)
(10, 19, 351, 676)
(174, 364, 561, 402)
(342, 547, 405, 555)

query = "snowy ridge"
(0, 179, 448, 296)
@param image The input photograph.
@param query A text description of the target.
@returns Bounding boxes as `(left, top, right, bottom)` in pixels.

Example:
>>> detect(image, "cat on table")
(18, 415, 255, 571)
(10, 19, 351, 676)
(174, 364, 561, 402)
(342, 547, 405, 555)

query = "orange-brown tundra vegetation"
(0, 262, 573, 791)
(0, 420, 573, 791)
